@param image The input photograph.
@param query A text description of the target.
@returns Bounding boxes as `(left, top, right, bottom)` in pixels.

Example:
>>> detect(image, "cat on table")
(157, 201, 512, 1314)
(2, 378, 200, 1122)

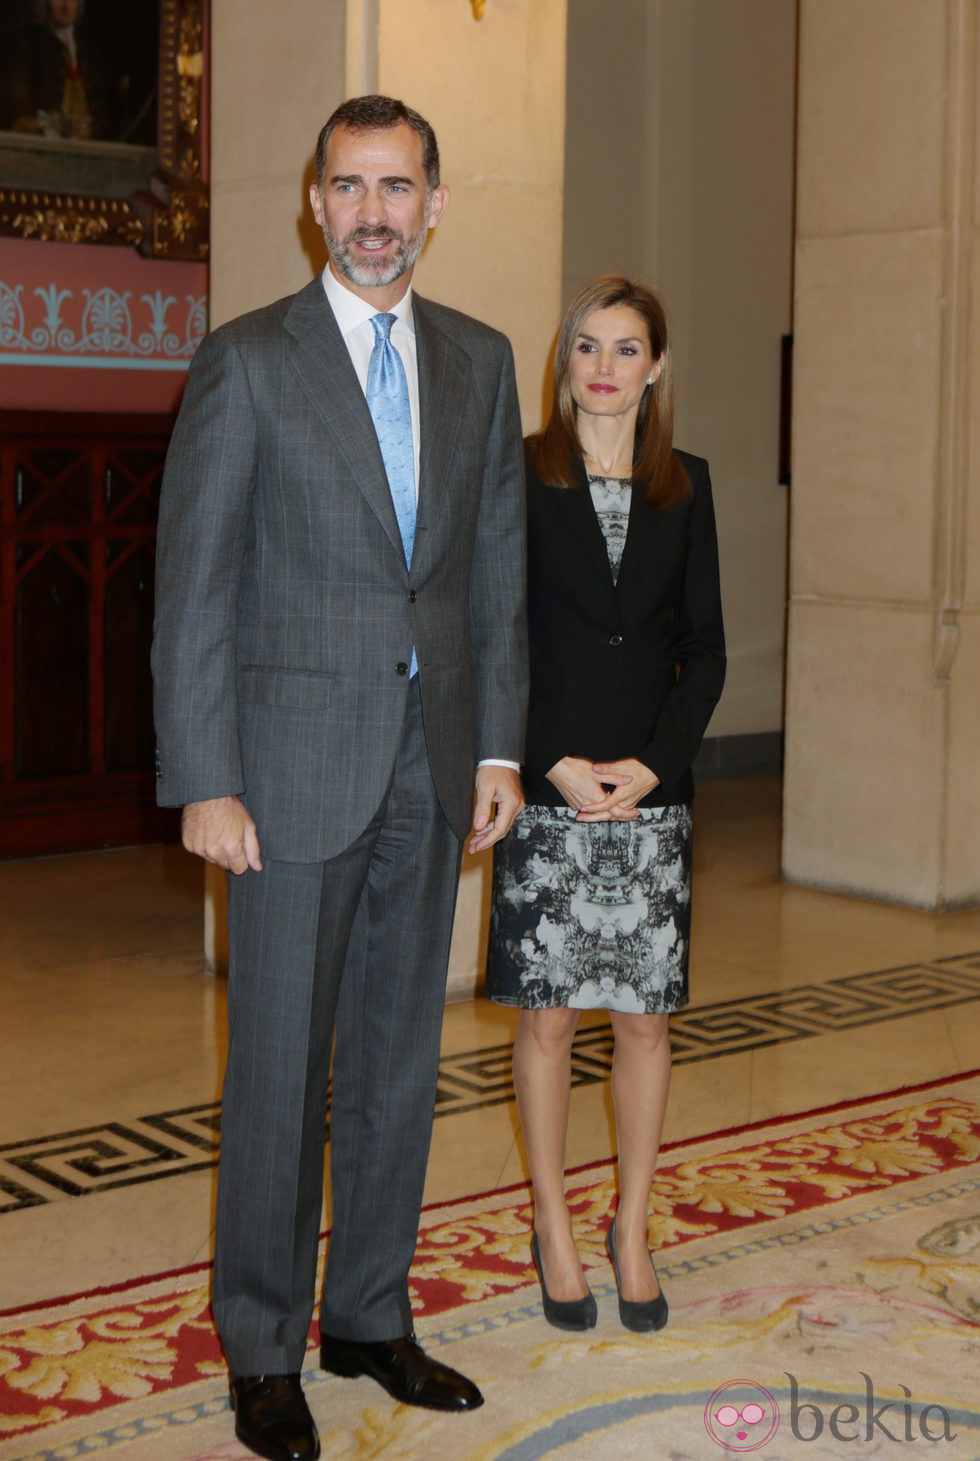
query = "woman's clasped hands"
(546, 755, 660, 821)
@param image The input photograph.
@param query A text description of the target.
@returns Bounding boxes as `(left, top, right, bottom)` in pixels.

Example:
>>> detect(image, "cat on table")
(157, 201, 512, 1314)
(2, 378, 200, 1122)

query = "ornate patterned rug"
(2, 1071, 979, 1461)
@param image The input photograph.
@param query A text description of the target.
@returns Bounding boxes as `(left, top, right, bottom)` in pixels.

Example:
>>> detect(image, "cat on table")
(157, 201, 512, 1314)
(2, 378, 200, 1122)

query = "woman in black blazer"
(486, 277, 725, 1334)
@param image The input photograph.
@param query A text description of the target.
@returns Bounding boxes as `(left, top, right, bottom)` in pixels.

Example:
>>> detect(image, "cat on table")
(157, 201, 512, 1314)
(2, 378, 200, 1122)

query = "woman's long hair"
(528, 275, 689, 510)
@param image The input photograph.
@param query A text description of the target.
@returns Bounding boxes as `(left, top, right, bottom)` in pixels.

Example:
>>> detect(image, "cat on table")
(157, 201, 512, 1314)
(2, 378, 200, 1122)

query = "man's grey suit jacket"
(152, 277, 528, 862)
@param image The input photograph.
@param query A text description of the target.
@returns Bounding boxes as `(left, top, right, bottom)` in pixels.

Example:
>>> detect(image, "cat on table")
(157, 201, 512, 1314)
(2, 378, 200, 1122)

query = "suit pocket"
(239, 665, 335, 710)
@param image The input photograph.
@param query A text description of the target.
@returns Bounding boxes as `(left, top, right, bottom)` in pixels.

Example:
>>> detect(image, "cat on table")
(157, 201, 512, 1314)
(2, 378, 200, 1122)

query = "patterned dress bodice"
(587, 474, 632, 582)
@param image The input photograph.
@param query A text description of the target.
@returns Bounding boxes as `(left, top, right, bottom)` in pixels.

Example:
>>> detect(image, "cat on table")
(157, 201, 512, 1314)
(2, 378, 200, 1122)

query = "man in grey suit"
(152, 94, 527, 1461)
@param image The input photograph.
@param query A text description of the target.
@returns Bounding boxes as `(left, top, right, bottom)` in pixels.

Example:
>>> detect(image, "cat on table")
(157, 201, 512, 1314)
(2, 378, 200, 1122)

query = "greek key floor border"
(2, 951, 978, 1214)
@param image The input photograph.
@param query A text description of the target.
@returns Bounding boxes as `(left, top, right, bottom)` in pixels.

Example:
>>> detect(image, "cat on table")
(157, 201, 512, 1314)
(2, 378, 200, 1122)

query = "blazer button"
(408, 590, 417, 602)
(608, 634, 623, 647)
(396, 661, 409, 675)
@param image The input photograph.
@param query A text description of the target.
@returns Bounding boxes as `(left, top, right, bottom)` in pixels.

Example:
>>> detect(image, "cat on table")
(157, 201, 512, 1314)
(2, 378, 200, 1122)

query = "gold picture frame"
(0, 0, 207, 260)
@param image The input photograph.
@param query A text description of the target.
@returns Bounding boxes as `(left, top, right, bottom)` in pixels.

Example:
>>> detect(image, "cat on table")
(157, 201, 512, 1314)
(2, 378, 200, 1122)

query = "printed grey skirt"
(485, 803, 693, 1014)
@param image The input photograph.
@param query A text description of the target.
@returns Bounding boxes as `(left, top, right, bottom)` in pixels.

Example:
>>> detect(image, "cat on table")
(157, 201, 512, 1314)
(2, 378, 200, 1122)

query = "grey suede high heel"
(530, 1231, 598, 1331)
(606, 1216, 668, 1333)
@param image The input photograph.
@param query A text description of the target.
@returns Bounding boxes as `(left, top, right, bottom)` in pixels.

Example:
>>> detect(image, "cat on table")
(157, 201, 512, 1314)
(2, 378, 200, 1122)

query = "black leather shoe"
(320, 1332, 484, 1412)
(530, 1231, 598, 1331)
(229, 1373, 320, 1461)
(606, 1216, 669, 1333)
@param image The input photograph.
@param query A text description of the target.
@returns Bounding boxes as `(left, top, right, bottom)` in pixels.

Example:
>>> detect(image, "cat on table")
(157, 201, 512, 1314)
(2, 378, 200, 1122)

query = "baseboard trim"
(694, 730, 783, 781)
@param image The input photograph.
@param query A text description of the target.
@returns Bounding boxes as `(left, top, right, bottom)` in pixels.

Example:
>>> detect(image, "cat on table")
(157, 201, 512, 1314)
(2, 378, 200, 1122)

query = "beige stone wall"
(782, 0, 980, 908)
(563, 0, 797, 740)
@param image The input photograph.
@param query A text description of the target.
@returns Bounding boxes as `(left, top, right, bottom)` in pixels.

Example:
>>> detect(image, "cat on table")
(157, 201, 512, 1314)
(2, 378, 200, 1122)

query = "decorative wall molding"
(0, 279, 205, 370)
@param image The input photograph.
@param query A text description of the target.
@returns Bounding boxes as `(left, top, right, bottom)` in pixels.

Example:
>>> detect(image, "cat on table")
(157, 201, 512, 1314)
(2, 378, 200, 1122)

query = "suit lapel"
(413, 295, 469, 566)
(559, 460, 619, 602)
(283, 278, 404, 562)
(614, 479, 652, 602)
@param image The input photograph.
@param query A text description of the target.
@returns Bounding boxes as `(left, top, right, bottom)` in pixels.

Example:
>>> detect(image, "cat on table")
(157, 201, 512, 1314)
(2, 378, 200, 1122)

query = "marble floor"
(1, 776, 979, 1315)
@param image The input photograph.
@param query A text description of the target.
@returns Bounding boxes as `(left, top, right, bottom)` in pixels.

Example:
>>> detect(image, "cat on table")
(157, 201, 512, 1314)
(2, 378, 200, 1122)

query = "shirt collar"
(321, 266, 415, 338)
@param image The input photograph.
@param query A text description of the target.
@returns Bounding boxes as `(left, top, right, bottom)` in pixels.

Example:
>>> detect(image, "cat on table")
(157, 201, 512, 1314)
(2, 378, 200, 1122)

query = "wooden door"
(0, 410, 181, 856)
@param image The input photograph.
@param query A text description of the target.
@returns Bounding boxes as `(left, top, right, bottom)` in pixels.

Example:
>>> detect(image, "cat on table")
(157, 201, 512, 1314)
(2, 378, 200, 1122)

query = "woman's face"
(568, 305, 659, 423)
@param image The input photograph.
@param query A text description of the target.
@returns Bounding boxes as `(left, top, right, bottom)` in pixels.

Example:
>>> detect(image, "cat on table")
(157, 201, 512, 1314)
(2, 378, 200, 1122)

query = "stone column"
(361, 0, 567, 420)
(209, 0, 346, 324)
(357, 0, 567, 994)
(782, 0, 979, 908)
(203, 0, 568, 980)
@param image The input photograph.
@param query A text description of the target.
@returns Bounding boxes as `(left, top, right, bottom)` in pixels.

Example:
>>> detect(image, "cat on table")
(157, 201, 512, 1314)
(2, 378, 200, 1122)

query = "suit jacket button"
(396, 661, 409, 675)
(408, 590, 417, 602)
(608, 634, 623, 646)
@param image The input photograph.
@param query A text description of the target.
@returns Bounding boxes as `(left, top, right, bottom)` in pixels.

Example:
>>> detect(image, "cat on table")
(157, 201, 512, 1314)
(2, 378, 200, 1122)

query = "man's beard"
(324, 222, 429, 289)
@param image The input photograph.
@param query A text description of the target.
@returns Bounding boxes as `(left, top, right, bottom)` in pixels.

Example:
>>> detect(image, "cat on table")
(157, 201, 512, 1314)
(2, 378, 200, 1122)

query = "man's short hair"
(314, 95, 440, 191)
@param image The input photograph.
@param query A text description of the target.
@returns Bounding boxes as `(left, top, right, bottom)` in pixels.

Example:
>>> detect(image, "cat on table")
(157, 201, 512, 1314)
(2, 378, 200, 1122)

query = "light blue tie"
(367, 312, 417, 677)
(366, 313, 416, 569)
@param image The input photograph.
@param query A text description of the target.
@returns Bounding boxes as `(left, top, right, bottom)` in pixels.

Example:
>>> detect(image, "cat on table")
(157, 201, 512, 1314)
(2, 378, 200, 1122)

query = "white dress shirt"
(322, 267, 420, 492)
(320, 266, 519, 776)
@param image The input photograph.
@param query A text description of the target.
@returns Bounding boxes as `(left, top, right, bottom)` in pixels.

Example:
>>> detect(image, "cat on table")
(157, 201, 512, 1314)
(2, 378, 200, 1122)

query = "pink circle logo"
(704, 1380, 780, 1451)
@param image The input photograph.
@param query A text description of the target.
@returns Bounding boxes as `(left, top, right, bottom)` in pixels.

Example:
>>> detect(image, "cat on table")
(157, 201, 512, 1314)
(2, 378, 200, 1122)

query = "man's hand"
(469, 767, 524, 854)
(181, 796, 263, 874)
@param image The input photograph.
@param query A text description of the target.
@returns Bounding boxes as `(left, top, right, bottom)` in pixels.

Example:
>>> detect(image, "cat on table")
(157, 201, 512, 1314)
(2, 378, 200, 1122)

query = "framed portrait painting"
(0, 0, 207, 259)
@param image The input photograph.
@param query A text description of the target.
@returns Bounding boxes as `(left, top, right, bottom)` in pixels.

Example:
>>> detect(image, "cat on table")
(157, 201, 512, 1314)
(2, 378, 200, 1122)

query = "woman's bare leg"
(608, 1010, 671, 1301)
(512, 1006, 587, 1301)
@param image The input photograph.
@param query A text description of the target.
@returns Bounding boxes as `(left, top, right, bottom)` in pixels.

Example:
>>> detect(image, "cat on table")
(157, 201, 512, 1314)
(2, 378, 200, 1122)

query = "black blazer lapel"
(560, 460, 619, 603)
(282, 278, 404, 563)
(614, 479, 654, 605)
